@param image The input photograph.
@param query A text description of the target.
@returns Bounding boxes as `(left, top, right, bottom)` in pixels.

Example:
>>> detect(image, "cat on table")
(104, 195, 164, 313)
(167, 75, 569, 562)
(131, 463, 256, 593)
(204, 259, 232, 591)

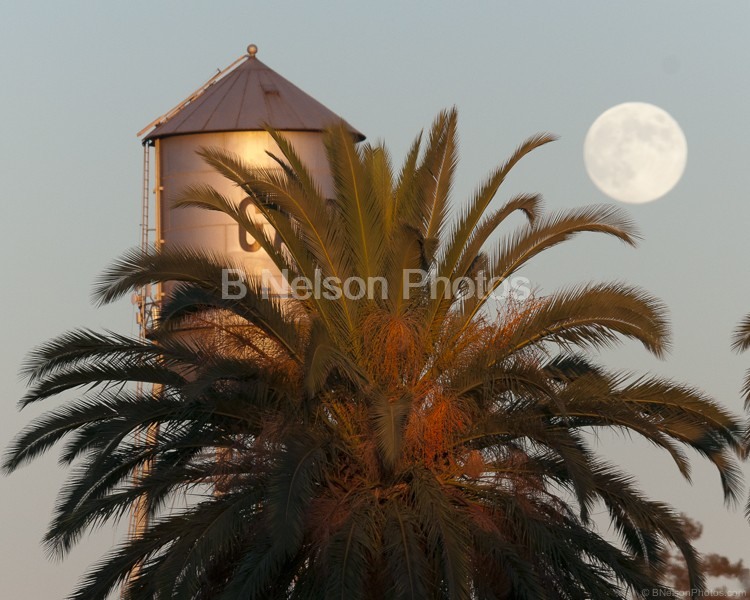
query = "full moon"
(583, 102, 687, 204)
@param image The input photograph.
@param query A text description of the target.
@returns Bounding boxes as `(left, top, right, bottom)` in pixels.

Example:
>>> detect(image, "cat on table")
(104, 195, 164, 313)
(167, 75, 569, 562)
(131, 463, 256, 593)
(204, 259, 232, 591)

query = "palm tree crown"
(4, 110, 745, 599)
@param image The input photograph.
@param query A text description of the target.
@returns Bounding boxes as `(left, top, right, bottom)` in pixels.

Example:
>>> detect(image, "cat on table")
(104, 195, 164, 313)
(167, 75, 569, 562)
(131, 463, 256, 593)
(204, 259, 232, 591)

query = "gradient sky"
(2, 2, 750, 597)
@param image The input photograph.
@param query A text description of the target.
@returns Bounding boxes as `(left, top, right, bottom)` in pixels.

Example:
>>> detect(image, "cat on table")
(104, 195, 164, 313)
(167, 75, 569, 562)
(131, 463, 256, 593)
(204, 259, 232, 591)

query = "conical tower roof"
(143, 46, 364, 142)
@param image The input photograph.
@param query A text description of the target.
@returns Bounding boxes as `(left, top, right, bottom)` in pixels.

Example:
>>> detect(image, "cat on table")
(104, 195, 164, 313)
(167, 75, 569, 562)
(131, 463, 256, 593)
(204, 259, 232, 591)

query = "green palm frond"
(321, 498, 379, 600)
(95, 246, 244, 306)
(501, 282, 669, 358)
(324, 123, 386, 283)
(421, 108, 459, 245)
(21, 361, 183, 407)
(391, 130, 425, 235)
(731, 314, 750, 353)
(410, 470, 471, 600)
(370, 392, 413, 471)
(453, 192, 542, 283)
(436, 132, 558, 280)
(383, 501, 429, 600)
(19, 329, 162, 382)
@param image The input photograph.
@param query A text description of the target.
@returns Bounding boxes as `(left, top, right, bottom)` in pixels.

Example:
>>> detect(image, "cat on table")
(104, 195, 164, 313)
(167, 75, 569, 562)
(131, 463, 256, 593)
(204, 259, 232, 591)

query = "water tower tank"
(140, 45, 364, 294)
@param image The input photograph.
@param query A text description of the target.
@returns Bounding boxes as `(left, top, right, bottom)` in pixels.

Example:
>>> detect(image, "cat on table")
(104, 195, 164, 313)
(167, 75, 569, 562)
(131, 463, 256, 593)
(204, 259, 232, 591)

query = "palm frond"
(371, 393, 413, 471)
(422, 108, 459, 244)
(731, 314, 750, 353)
(501, 282, 669, 358)
(324, 123, 386, 282)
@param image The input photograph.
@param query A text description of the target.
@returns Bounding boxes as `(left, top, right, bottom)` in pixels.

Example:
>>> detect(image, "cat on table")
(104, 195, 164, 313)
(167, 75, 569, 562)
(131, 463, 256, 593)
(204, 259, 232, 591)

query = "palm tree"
(4, 110, 745, 599)
(732, 315, 750, 522)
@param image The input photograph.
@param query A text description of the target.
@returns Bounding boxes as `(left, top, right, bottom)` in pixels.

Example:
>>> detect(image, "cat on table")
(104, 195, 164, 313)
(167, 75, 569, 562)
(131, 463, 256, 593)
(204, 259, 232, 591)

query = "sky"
(1, 1, 750, 597)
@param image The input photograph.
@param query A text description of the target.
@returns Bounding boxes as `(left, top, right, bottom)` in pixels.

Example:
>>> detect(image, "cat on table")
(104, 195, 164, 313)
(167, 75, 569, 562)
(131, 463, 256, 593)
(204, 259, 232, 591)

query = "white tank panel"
(158, 131, 333, 280)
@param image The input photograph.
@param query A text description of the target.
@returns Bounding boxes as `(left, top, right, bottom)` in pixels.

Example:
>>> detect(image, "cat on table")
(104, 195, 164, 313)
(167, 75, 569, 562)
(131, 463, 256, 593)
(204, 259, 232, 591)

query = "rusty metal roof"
(142, 47, 364, 142)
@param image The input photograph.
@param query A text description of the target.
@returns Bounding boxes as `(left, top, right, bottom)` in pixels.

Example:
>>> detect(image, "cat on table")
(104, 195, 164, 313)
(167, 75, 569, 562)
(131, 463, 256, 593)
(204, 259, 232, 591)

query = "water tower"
(135, 44, 364, 327)
(126, 43, 364, 563)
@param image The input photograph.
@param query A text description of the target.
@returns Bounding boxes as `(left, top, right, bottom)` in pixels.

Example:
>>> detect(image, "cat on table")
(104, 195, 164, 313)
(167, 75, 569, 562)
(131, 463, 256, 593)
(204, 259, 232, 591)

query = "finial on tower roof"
(247, 44, 258, 58)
